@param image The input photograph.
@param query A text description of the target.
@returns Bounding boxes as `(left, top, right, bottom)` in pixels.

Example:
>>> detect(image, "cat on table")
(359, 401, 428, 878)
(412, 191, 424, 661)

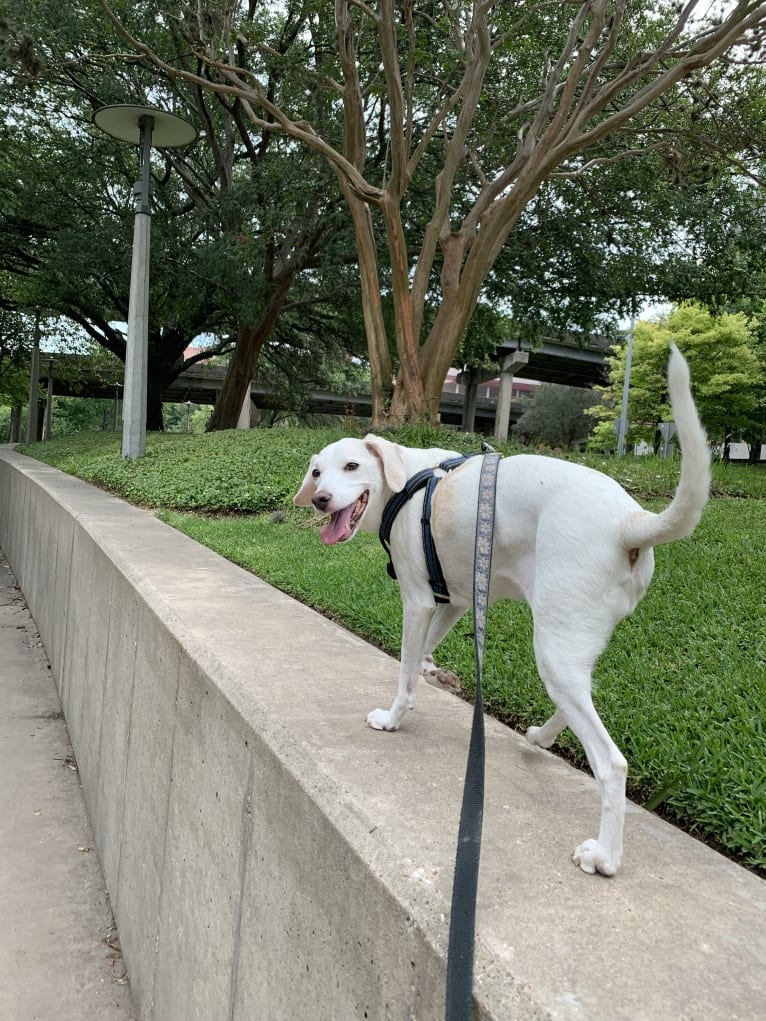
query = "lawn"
(17, 427, 766, 873)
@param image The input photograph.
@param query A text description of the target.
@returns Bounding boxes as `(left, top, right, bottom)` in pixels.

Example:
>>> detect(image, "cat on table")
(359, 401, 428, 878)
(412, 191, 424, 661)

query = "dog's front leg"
(367, 602, 434, 731)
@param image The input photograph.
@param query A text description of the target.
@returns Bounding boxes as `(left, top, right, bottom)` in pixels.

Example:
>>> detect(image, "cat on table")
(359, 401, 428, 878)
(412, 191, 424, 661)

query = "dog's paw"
(420, 655, 438, 676)
(367, 708, 400, 731)
(573, 839, 620, 877)
(526, 724, 555, 749)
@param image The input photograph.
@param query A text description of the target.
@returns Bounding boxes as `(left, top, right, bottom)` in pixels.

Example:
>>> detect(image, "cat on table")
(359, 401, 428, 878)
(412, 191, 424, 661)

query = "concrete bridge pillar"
(494, 350, 529, 443)
(43, 361, 54, 441)
(26, 318, 40, 443)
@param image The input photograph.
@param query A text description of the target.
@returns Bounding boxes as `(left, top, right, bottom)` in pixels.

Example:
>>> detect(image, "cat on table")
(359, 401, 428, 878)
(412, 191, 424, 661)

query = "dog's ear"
(364, 434, 407, 493)
(293, 457, 317, 506)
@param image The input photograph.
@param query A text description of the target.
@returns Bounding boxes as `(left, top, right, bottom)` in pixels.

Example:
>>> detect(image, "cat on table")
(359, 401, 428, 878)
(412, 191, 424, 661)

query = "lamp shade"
(93, 105, 197, 148)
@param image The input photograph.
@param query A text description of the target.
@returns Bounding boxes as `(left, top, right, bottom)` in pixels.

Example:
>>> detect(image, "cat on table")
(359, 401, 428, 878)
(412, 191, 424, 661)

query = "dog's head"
(294, 434, 407, 545)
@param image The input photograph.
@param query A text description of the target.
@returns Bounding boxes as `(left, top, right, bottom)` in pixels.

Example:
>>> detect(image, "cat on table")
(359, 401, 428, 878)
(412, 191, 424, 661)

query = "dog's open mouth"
(320, 491, 369, 545)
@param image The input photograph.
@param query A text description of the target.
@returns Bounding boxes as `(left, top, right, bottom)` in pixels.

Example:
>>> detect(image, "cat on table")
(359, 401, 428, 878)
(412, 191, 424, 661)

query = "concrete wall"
(1, 447, 764, 1021)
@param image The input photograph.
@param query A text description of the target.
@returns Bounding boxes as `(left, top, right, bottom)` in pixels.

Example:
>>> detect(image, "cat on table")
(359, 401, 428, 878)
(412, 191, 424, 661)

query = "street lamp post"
(93, 105, 196, 459)
(43, 358, 54, 440)
(26, 309, 41, 443)
(616, 316, 636, 457)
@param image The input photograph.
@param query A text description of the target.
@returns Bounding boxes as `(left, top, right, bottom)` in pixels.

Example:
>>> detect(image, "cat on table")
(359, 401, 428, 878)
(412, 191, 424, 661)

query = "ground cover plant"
(17, 428, 766, 873)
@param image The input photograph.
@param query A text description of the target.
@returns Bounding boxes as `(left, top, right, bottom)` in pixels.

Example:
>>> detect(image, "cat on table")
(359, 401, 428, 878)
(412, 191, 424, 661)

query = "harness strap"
(420, 476, 450, 603)
(379, 455, 469, 603)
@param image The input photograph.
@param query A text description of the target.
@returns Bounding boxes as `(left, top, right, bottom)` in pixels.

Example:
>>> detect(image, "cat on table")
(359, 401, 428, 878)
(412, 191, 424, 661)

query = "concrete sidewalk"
(0, 551, 136, 1021)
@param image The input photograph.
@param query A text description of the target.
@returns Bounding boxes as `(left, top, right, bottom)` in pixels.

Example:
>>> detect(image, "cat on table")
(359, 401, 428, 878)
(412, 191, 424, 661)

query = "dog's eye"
(311, 468, 320, 479)
(344, 462, 359, 472)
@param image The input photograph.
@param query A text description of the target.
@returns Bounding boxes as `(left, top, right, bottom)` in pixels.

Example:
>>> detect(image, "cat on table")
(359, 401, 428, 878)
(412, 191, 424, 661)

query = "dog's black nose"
(312, 492, 331, 512)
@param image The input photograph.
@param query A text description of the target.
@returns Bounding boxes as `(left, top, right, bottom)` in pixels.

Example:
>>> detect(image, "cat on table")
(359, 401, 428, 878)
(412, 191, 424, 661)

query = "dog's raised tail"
(620, 344, 710, 551)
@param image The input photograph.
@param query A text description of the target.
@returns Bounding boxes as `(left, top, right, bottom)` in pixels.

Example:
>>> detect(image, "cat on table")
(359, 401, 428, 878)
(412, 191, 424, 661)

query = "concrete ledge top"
(3, 448, 765, 1020)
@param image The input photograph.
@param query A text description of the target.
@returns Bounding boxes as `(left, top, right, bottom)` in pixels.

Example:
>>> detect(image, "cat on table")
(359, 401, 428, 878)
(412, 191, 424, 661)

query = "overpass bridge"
(41, 332, 612, 437)
(497, 332, 611, 387)
(47, 362, 519, 433)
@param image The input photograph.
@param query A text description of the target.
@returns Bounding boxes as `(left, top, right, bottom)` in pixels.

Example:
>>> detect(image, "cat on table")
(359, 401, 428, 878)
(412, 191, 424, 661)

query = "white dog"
(294, 346, 710, 875)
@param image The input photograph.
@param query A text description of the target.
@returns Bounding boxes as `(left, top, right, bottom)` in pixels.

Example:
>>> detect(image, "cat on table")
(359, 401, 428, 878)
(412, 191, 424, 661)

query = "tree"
(0, 298, 32, 406)
(1, 3, 364, 431)
(0, 96, 237, 430)
(482, 143, 766, 341)
(52, 396, 118, 435)
(591, 304, 762, 455)
(514, 384, 598, 450)
(100, 1, 766, 426)
(155, 5, 362, 428)
(726, 298, 766, 462)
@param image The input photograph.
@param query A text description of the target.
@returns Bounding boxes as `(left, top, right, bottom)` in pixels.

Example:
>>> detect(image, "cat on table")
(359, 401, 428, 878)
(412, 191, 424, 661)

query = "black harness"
(378, 455, 471, 604)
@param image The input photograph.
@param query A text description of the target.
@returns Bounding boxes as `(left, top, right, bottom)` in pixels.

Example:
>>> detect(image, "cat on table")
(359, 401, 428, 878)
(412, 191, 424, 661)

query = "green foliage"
(51, 397, 117, 435)
(6, 1, 766, 432)
(0, 405, 16, 442)
(0, 359, 28, 406)
(17, 427, 348, 513)
(456, 304, 517, 370)
(593, 304, 763, 451)
(0, 304, 32, 404)
(1, 2, 366, 431)
(513, 384, 598, 450)
(380, 422, 490, 456)
(729, 297, 766, 458)
(162, 402, 211, 435)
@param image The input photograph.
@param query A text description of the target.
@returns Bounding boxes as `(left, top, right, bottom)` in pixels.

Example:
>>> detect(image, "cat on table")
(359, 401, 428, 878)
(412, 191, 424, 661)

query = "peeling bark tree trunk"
(207, 324, 261, 431)
(338, 180, 393, 428)
(207, 274, 294, 431)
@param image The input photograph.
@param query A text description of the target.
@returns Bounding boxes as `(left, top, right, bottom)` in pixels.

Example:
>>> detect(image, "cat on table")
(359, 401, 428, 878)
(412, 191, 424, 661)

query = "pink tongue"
(320, 505, 355, 545)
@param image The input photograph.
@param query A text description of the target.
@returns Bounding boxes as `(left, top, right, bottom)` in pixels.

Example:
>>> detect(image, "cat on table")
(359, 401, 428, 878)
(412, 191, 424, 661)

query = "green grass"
(17, 427, 766, 873)
(18, 426, 766, 506)
(17, 428, 346, 513)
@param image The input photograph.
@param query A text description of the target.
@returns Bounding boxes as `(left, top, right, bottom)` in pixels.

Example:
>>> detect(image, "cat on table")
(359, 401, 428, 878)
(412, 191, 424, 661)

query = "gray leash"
(445, 451, 501, 1021)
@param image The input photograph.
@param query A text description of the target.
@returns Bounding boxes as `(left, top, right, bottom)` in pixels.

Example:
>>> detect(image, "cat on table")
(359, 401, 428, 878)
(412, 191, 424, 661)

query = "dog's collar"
(379, 455, 470, 604)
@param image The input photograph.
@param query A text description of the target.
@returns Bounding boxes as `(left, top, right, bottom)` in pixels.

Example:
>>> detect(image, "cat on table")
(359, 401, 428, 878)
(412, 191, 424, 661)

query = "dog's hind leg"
(526, 708, 567, 749)
(419, 602, 465, 678)
(532, 626, 627, 877)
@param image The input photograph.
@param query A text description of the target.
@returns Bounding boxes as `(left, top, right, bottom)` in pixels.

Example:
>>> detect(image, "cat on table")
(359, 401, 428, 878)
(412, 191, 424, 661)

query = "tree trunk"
(145, 328, 194, 432)
(9, 406, 22, 443)
(382, 195, 426, 423)
(336, 179, 392, 427)
(207, 274, 294, 431)
(385, 181, 540, 427)
(207, 323, 262, 430)
(146, 374, 165, 431)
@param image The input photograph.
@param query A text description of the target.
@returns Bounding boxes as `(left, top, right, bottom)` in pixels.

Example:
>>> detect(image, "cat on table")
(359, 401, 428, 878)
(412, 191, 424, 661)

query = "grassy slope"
(17, 428, 766, 872)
